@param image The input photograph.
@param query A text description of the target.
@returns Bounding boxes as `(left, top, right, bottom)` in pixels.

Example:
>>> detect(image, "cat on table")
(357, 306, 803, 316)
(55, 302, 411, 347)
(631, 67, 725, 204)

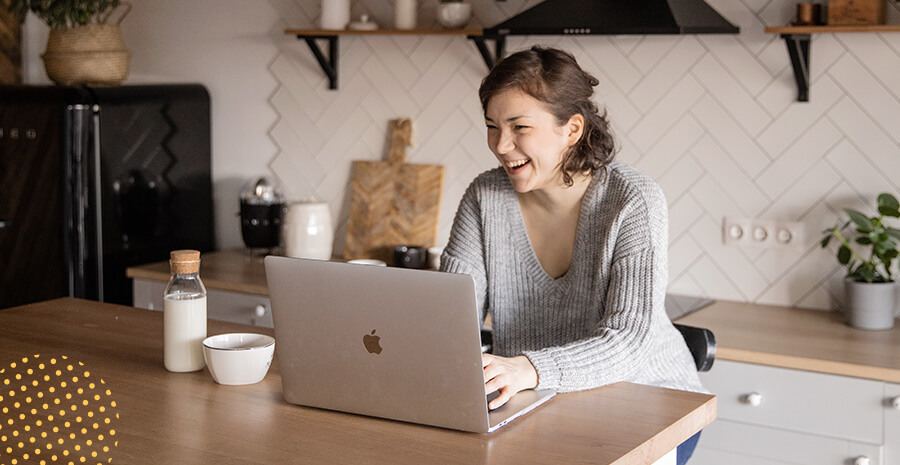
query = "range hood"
(484, 0, 739, 36)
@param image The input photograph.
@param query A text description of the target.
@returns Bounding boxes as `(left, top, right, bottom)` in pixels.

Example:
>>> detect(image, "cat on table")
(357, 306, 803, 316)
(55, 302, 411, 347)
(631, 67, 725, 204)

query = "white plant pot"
(844, 278, 897, 330)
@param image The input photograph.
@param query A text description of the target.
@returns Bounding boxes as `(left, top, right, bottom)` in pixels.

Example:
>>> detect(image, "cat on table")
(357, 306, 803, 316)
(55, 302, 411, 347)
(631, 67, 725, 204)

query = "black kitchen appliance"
(239, 177, 284, 250)
(0, 84, 215, 309)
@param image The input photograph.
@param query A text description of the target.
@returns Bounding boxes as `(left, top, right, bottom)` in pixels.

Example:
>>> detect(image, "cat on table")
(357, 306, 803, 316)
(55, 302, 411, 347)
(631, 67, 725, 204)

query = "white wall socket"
(722, 218, 807, 248)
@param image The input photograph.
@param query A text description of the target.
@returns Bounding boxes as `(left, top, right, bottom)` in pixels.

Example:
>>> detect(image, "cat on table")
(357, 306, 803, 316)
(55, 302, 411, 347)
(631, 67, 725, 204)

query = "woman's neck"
(520, 172, 592, 214)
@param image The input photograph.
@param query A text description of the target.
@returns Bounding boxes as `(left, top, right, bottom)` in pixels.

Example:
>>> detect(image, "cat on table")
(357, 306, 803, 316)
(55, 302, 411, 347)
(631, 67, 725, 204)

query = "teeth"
(506, 159, 529, 168)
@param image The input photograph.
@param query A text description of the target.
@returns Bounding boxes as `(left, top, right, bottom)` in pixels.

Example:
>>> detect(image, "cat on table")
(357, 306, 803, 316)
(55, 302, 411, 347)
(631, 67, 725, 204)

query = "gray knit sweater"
(440, 162, 706, 394)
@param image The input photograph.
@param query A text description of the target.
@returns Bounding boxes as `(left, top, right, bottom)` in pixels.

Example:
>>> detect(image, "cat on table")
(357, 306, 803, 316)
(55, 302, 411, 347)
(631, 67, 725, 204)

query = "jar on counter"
(164, 250, 207, 372)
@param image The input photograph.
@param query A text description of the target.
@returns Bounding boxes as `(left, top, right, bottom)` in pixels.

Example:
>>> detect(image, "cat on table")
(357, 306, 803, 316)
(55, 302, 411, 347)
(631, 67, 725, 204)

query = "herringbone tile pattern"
(265, 0, 900, 311)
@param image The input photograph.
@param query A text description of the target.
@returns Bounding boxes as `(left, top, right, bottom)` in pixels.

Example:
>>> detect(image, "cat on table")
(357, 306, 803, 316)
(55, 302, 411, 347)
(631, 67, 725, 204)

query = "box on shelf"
(828, 0, 886, 25)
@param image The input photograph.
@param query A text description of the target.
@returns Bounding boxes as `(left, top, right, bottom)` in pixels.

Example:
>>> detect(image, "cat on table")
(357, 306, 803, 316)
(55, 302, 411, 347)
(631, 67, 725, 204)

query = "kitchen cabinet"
(677, 301, 900, 465)
(127, 249, 272, 327)
(691, 360, 885, 465)
(132, 277, 273, 328)
(887, 383, 900, 464)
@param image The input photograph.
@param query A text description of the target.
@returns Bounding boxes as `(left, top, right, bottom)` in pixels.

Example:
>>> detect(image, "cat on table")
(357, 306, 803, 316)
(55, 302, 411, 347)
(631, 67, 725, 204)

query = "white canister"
(283, 201, 334, 260)
(320, 0, 351, 30)
(394, 0, 417, 29)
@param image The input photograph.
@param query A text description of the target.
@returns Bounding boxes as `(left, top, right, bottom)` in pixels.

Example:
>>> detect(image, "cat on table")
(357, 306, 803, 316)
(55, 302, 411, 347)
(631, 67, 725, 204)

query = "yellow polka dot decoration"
(0, 355, 118, 465)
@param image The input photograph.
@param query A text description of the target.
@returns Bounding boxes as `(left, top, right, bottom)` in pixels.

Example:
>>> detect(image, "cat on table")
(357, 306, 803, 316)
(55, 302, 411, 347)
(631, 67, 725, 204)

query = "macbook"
(264, 255, 555, 433)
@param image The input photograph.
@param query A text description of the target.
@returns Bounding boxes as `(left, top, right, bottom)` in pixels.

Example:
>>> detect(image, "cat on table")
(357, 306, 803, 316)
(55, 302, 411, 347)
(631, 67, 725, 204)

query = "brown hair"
(478, 46, 617, 186)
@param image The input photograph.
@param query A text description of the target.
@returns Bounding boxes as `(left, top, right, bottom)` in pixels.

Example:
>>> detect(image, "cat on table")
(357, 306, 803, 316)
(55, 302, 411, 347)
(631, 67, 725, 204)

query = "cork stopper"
(169, 250, 201, 274)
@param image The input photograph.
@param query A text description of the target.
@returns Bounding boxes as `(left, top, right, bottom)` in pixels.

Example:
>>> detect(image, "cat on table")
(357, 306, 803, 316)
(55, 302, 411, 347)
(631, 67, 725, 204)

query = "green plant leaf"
(838, 245, 852, 265)
(821, 235, 832, 248)
(857, 237, 872, 245)
(887, 228, 900, 242)
(845, 209, 873, 232)
(878, 193, 900, 217)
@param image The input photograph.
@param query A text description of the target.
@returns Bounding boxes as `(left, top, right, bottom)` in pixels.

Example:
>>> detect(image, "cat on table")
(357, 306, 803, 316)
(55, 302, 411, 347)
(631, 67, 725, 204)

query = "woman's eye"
(514, 125, 529, 131)
(486, 124, 498, 130)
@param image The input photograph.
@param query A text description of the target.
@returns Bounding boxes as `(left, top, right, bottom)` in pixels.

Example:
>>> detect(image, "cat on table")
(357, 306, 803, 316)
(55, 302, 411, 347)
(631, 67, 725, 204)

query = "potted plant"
(437, 0, 471, 29)
(821, 193, 900, 329)
(8, 0, 131, 85)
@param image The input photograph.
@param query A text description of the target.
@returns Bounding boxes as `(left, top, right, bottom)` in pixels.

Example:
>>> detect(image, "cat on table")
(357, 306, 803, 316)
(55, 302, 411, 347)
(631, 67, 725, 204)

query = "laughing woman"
(440, 47, 706, 464)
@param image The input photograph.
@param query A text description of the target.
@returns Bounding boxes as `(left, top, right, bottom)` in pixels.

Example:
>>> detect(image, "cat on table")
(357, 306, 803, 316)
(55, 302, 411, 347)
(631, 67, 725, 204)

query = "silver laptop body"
(265, 255, 555, 433)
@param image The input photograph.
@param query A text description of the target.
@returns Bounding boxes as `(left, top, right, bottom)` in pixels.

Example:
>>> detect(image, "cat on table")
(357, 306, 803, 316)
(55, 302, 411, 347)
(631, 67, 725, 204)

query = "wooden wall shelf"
(285, 28, 505, 89)
(764, 25, 900, 102)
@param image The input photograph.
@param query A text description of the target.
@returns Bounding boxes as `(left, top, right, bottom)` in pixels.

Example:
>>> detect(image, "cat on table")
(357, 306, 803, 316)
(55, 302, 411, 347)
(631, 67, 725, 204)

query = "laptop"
(264, 255, 556, 433)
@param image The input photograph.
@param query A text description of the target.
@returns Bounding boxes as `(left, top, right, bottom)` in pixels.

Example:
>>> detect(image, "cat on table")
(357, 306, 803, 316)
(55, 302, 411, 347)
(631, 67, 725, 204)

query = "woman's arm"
(440, 181, 490, 325)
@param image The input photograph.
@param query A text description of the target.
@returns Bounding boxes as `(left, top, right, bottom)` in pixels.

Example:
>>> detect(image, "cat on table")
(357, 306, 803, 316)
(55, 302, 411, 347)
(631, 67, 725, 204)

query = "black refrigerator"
(0, 85, 215, 309)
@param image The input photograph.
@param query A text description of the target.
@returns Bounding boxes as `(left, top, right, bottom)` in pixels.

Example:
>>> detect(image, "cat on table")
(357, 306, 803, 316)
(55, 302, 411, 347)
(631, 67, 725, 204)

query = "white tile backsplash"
(18, 0, 899, 310)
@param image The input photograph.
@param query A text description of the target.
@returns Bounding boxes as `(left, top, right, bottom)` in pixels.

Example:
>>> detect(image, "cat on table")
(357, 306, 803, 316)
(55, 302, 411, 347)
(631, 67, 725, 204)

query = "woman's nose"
(494, 130, 515, 154)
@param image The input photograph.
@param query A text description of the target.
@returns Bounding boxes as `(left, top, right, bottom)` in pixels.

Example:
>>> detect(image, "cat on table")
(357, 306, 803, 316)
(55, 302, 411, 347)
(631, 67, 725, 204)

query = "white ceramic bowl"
(437, 3, 472, 29)
(202, 333, 275, 385)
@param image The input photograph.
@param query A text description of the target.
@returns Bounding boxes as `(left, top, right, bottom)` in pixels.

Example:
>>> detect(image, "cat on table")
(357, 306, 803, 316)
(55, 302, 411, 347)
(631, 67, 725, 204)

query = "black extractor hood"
(484, 0, 739, 35)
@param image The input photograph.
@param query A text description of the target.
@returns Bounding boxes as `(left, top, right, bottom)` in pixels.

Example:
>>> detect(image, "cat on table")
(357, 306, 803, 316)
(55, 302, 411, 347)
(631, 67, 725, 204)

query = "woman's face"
(484, 89, 583, 194)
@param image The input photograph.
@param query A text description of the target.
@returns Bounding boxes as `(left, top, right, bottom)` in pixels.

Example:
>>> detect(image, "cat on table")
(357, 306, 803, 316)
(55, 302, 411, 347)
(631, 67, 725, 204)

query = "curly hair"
(478, 46, 617, 186)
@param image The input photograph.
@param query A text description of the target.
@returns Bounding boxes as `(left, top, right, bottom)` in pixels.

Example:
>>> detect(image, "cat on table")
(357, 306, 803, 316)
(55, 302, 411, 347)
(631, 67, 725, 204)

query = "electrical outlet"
(723, 218, 806, 248)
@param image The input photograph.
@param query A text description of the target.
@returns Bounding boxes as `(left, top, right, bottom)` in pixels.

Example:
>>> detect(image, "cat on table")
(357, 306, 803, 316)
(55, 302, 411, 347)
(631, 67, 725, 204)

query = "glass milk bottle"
(163, 250, 207, 372)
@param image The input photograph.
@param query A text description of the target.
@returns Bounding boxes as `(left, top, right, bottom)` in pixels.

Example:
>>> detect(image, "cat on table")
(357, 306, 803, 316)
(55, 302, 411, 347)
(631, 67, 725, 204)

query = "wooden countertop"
(126, 249, 269, 295)
(0, 298, 715, 465)
(677, 300, 900, 383)
(129, 251, 900, 383)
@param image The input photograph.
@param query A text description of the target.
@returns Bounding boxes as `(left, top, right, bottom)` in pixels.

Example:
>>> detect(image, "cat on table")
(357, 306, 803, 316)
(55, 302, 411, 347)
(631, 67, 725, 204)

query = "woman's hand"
(482, 353, 538, 409)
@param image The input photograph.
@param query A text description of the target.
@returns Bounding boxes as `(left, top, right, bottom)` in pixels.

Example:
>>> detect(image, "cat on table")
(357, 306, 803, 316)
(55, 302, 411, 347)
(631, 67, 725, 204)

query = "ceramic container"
(437, 2, 472, 29)
(202, 333, 275, 385)
(283, 201, 333, 260)
(320, 0, 351, 29)
(845, 278, 897, 330)
(394, 0, 417, 29)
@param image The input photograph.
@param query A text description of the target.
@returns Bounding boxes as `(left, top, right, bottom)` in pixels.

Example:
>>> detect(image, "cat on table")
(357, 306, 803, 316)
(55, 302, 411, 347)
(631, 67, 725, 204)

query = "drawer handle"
(743, 392, 762, 407)
(892, 396, 900, 410)
(254, 304, 268, 318)
(854, 456, 871, 465)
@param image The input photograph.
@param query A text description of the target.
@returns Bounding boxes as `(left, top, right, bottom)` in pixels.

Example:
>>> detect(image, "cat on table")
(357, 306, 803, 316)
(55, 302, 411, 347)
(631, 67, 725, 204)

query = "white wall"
(21, 0, 900, 310)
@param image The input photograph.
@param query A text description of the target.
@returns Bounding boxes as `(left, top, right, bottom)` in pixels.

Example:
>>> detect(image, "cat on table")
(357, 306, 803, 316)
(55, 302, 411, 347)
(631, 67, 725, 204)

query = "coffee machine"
(239, 178, 284, 252)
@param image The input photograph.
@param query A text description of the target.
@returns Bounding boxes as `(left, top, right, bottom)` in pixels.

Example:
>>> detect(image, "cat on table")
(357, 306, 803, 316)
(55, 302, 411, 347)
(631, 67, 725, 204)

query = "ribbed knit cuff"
(523, 350, 561, 391)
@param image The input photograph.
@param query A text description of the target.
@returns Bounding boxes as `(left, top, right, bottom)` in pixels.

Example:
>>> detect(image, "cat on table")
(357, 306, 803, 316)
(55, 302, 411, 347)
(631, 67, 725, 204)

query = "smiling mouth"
(506, 159, 530, 169)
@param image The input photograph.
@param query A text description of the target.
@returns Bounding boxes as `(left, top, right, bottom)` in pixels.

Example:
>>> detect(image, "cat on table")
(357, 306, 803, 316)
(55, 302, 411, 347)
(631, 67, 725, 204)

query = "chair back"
(673, 324, 716, 372)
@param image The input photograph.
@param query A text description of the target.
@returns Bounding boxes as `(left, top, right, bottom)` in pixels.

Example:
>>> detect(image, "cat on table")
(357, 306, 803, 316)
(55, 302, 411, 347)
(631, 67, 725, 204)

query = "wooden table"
(0, 298, 716, 464)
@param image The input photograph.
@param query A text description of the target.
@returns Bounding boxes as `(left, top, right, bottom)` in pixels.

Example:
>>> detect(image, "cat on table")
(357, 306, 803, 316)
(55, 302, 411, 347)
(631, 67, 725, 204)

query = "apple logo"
(363, 329, 382, 354)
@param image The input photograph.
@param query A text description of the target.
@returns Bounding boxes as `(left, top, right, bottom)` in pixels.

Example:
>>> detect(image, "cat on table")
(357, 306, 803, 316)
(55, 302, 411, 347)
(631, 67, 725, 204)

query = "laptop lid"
(264, 256, 554, 433)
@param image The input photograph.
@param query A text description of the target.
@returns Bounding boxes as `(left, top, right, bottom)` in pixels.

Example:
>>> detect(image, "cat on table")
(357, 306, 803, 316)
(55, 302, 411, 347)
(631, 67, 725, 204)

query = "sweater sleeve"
(439, 181, 489, 325)
(524, 185, 670, 392)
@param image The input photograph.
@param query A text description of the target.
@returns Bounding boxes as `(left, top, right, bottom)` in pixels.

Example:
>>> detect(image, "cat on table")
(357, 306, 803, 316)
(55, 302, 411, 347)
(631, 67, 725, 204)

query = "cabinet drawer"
(699, 360, 883, 443)
(133, 279, 273, 328)
(886, 383, 900, 465)
(691, 418, 882, 465)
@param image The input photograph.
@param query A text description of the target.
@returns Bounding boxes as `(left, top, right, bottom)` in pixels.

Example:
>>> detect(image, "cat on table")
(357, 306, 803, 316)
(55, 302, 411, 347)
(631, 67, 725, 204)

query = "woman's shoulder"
(602, 161, 667, 210)
(463, 167, 510, 198)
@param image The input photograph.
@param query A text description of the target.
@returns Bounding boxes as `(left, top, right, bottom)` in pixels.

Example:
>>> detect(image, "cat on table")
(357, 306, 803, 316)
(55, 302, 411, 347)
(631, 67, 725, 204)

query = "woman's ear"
(566, 114, 585, 147)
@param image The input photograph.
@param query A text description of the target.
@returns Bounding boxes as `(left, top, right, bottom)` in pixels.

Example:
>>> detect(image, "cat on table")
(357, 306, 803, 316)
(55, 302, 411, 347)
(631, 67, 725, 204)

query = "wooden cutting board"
(344, 118, 444, 262)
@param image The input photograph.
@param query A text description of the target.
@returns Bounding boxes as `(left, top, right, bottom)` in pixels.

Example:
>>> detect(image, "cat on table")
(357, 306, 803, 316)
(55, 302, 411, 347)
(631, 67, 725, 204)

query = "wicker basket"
(41, 24, 131, 86)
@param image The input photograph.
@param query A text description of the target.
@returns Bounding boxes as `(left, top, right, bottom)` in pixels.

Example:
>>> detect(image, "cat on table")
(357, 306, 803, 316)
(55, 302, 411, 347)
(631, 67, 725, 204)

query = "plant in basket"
(821, 193, 900, 329)
(8, 0, 132, 85)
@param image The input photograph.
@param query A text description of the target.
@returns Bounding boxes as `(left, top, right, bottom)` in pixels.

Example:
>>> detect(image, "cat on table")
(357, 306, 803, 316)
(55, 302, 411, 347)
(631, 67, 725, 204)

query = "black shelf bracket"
(468, 35, 506, 70)
(780, 33, 811, 102)
(297, 35, 339, 90)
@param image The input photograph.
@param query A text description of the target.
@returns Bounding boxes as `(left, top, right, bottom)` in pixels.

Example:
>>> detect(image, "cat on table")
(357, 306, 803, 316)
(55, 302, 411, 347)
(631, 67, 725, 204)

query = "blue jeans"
(676, 431, 702, 465)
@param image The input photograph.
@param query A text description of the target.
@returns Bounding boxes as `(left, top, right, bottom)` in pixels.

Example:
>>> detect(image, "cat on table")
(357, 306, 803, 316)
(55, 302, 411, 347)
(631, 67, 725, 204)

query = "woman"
(440, 47, 705, 464)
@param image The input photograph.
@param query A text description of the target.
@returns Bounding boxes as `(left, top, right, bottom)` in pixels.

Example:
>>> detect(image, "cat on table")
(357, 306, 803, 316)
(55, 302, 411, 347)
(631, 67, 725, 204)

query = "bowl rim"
(202, 333, 275, 351)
